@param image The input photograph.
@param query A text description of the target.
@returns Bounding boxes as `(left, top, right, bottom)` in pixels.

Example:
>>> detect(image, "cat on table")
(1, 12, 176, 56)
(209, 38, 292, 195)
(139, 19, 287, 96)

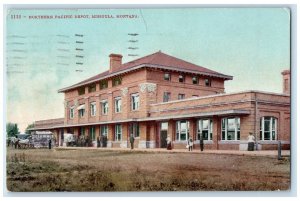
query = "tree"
(6, 122, 20, 137)
(25, 123, 35, 134)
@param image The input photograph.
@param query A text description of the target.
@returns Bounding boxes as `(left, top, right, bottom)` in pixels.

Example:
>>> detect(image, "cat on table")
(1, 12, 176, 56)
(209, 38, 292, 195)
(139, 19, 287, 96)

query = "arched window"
(260, 117, 277, 141)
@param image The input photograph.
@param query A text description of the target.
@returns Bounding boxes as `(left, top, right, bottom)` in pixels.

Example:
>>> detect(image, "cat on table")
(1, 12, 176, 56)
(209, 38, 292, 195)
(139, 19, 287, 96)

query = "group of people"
(165, 132, 256, 151)
(97, 135, 108, 148)
(166, 135, 204, 151)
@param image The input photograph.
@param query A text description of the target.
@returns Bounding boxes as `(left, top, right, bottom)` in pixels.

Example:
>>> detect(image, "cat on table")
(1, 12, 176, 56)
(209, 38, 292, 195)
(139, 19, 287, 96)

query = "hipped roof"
(58, 51, 233, 92)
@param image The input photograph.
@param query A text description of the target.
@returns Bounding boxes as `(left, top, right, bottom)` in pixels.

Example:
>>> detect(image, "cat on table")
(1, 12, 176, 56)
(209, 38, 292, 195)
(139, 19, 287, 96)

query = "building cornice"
(58, 64, 233, 93)
(150, 90, 290, 107)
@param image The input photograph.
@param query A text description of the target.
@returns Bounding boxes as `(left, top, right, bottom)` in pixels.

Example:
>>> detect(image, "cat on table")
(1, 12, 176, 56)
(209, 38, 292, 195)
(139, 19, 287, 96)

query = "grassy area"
(6, 148, 290, 192)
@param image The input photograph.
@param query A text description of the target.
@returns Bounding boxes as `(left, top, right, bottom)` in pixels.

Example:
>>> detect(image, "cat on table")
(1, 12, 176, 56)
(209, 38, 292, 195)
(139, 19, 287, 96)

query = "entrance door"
(160, 122, 168, 148)
(160, 130, 167, 148)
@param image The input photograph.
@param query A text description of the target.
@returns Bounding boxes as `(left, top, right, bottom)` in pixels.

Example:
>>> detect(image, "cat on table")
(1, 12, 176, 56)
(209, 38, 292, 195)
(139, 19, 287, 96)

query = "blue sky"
(5, 8, 290, 132)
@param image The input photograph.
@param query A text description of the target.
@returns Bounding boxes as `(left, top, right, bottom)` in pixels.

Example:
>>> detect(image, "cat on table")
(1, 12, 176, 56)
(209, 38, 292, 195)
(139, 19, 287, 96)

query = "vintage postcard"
(5, 7, 291, 192)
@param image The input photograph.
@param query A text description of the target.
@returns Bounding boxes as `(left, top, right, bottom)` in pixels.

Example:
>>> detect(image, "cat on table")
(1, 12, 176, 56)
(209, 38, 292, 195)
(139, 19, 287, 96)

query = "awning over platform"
(141, 109, 251, 121)
(29, 109, 250, 130)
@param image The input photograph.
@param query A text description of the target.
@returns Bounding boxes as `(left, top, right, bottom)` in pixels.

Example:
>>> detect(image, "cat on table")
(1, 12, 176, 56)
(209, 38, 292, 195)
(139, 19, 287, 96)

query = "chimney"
(109, 53, 123, 72)
(281, 70, 290, 95)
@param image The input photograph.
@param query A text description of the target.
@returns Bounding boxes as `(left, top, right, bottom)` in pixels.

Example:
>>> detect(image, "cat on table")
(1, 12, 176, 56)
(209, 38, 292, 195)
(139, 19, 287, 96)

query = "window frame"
(179, 74, 185, 83)
(192, 76, 199, 85)
(163, 92, 171, 102)
(88, 83, 96, 93)
(100, 125, 108, 136)
(69, 106, 74, 119)
(112, 76, 122, 87)
(89, 126, 96, 141)
(114, 97, 122, 113)
(131, 93, 140, 111)
(221, 117, 240, 141)
(260, 116, 277, 141)
(176, 120, 189, 141)
(197, 119, 213, 141)
(178, 93, 185, 100)
(164, 73, 171, 81)
(90, 102, 96, 117)
(78, 87, 85, 95)
(78, 105, 85, 118)
(101, 100, 108, 115)
(129, 122, 140, 138)
(205, 78, 211, 87)
(99, 80, 108, 90)
(115, 124, 122, 141)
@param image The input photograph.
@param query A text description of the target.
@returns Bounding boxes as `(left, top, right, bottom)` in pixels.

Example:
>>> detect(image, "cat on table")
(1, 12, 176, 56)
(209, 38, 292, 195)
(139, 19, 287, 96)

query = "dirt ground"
(6, 147, 290, 192)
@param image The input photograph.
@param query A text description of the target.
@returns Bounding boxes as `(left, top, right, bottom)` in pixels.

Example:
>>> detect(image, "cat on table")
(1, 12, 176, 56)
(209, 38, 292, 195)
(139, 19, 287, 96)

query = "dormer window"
(179, 74, 185, 83)
(205, 78, 211, 87)
(88, 83, 96, 93)
(164, 73, 171, 81)
(192, 76, 199, 84)
(112, 76, 122, 87)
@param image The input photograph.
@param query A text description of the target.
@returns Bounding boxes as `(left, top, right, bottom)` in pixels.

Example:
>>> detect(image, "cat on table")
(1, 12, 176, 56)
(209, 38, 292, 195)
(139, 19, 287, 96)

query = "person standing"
(188, 137, 193, 151)
(247, 132, 255, 151)
(130, 134, 135, 149)
(48, 138, 52, 149)
(200, 134, 204, 152)
(100, 135, 104, 147)
(97, 136, 100, 148)
(166, 135, 172, 150)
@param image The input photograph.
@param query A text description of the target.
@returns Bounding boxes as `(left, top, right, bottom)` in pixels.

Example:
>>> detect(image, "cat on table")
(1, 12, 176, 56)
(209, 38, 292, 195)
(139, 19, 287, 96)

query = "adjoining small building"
(30, 51, 290, 150)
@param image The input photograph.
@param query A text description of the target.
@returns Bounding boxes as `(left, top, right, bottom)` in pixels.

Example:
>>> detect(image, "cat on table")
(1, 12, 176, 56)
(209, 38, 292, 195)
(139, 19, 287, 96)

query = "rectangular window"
(163, 92, 171, 102)
(88, 83, 96, 93)
(89, 126, 95, 141)
(80, 127, 85, 136)
(176, 120, 189, 141)
(101, 100, 108, 115)
(161, 122, 168, 130)
(192, 76, 199, 84)
(192, 95, 198, 98)
(78, 104, 85, 118)
(205, 78, 211, 87)
(69, 107, 74, 119)
(114, 97, 122, 113)
(90, 102, 96, 116)
(115, 124, 122, 141)
(179, 74, 185, 83)
(221, 117, 240, 141)
(112, 76, 122, 87)
(129, 123, 140, 137)
(164, 73, 171, 81)
(197, 119, 213, 140)
(100, 125, 108, 136)
(260, 117, 277, 141)
(178, 94, 185, 100)
(100, 80, 108, 90)
(131, 93, 140, 111)
(78, 87, 85, 95)
(79, 109, 85, 118)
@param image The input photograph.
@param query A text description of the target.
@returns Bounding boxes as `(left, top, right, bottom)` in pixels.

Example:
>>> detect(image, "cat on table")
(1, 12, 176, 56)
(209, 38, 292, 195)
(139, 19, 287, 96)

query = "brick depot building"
(32, 51, 291, 150)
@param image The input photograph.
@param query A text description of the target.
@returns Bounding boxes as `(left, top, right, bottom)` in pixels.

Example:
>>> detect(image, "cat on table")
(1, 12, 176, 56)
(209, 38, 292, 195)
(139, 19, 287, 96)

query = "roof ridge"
(155, 51, 224, 75)
(122, 51, 161, 66)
